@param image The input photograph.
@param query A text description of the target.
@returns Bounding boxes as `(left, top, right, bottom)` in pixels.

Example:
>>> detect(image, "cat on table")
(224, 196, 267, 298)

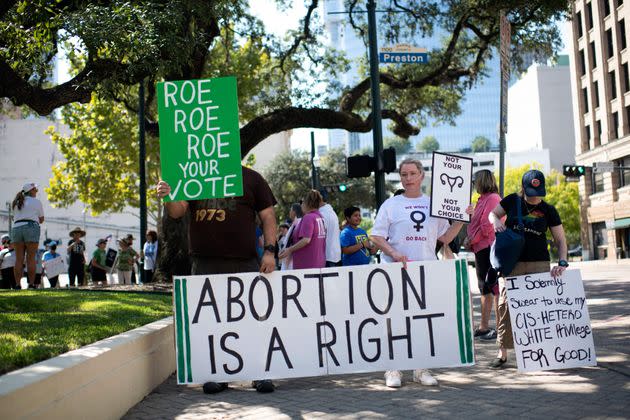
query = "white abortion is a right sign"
(505, 269, 596, 372)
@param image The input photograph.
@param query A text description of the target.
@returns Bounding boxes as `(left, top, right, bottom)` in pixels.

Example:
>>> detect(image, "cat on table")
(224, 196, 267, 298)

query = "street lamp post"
(138, 80, 147, 284)
(5, 201, 11, 232)
(367, 0, 386, 209)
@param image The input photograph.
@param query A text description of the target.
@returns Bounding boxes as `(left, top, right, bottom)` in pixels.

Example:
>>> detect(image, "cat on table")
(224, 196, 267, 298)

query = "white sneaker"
(384, 370, 402, 388)
(413, 369, 438, 386)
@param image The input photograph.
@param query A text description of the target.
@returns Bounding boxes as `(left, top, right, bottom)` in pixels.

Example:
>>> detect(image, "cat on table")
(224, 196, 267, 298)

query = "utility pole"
(367, 0, 386, 208)
(6, 201, 11, 232)
(138, 80, 147, 284)
(498, 12, 511, 196)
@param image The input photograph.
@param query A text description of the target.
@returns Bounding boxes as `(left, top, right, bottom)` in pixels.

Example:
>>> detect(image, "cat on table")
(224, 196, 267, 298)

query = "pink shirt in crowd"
(291, 210, 326, 269)
(467, 192, 502, 253)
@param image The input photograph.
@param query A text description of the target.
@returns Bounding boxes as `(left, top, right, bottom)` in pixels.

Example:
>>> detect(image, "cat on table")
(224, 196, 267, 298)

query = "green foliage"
(359, 217, 374, 234)
(471, 135, 491, 152)
(244, 153, 256, 168)
(384, 136, 411, 155)
(0, 290, 171, 374)
(264, 148, 385, 222)
(417, 135, 440, 152)
(545, 170, 581, 247)
(46, 95, 161, 221)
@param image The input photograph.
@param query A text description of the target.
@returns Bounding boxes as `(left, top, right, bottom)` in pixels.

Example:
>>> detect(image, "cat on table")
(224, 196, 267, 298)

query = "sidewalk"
(123, 261, 630, 419)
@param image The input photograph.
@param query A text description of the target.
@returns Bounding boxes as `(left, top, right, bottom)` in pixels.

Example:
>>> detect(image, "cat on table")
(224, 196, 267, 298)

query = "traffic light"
(321, 184, 348, 193)
(563, 165, 586, 177)
(346, 154, 375, 178)
(380, 147, 397, 173)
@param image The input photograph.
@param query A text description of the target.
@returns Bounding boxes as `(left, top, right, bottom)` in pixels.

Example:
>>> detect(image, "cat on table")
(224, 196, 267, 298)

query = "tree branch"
(276, 0, 319, 72)
(239, 106, 419, 157)
(0, 57, 135, 115)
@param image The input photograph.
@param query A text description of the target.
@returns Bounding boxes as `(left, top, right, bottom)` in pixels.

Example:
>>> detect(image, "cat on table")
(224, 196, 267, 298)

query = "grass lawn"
(0, 290, 173, 375)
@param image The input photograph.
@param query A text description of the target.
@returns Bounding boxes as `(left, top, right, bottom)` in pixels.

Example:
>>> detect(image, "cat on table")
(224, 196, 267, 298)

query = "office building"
(568, 0, 630, 260)
(507, 58, 576, 172)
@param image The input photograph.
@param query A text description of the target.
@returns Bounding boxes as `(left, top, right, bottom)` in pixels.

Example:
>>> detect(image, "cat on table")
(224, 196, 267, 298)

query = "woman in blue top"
(340, 206, 376, 266)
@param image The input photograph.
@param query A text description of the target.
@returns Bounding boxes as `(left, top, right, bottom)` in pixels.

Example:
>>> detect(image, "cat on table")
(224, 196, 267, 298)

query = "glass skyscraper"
(321, 1, 500, 153)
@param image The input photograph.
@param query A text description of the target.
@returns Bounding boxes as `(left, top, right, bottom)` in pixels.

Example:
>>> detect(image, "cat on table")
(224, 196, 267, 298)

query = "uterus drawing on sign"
(440, 173, 464, 193)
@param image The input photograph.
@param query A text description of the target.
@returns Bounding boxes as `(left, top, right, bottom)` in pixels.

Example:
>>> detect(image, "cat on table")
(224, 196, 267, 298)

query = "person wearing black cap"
(487, 169, 568, 369)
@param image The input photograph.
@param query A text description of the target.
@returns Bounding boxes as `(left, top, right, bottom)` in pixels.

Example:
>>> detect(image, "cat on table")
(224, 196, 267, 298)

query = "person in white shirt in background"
(0, 239, 17, 289)
(370, 158, 471, 389)
(319, 196, 341, 267)
(10, 182, 45, 289)
(279, 203, 303, 270)
(142, 230, 159, 283)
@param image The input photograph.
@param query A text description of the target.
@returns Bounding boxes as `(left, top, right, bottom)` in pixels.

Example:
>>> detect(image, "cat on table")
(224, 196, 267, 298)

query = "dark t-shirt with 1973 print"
(187, 166, 277, 258)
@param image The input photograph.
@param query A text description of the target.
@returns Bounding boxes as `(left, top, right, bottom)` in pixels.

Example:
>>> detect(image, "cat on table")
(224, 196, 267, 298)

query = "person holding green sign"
(156, 165, 278, 393)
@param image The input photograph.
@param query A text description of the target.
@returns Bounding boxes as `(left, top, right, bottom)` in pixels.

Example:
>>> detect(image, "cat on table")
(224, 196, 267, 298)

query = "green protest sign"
(157, 77, 243, 202)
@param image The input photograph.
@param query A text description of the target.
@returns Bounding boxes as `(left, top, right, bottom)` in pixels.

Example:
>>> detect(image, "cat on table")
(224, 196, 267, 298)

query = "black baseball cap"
(522, 169, 546, 197)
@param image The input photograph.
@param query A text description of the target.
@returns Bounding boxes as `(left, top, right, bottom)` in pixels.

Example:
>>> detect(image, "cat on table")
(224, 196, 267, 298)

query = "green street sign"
(157, 77, 243, 202)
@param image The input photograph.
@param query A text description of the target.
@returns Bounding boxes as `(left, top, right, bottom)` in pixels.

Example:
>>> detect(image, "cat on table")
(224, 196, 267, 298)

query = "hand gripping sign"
(430, 152, 473, 222)
(172, 259, 474, 384)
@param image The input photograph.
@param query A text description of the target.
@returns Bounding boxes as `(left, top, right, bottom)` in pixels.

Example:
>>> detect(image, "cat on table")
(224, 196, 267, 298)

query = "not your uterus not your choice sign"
(172, 260, 474, 384)
(157, 77, 243, 202)
(430, 152, 473, 222)
(506, 269, 596, 372)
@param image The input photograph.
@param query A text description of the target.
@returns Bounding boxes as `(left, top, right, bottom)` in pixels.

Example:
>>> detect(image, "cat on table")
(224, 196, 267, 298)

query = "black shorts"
(91, 267, 107, 282)
(191, 256, 259, 275)
(474, 247, 498, 296)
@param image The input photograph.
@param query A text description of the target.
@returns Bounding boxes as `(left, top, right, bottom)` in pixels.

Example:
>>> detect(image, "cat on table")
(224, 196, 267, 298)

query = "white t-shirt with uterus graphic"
(372, 194, 449, 263)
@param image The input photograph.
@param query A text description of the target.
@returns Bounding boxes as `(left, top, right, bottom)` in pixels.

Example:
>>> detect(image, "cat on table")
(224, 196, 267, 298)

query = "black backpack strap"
(516, 195, 524, 234)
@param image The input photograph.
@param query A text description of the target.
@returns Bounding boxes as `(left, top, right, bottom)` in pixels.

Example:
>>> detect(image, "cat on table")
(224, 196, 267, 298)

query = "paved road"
(124, 261, 630, 419)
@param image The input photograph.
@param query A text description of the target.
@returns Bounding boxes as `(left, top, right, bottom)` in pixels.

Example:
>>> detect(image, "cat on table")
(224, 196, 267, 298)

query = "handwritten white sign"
(172, 260, 474, 384)
(43, 256, 66, 279)
(430, 152, 472, 222)
(505, 269, 596, 372)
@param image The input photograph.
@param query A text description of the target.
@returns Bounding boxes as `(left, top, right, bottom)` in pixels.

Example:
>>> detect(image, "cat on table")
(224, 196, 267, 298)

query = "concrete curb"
(0, 317, 175, 420)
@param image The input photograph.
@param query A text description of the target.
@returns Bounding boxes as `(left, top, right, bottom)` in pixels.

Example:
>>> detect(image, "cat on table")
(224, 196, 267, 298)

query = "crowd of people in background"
(0, 184, 159, 288)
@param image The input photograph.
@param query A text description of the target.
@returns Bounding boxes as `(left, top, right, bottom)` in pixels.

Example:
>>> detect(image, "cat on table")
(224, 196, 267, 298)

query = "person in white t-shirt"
(319, 198, 341, 266)
(142, 230, 159, 283)
(371, 158, 470, 389)
(10, 182, 45, 289)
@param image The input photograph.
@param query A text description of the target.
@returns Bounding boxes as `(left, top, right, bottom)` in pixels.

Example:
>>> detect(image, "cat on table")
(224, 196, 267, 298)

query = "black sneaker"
(252, 379, 275, 393)
(474, 328, 492, 338)
(489, 357, 507, 369)
(202, 382, 228, 394)
(480, 329, 497, 340)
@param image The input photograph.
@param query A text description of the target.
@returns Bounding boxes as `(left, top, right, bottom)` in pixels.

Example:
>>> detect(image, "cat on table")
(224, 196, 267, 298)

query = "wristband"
(558, 259, 569, 267)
